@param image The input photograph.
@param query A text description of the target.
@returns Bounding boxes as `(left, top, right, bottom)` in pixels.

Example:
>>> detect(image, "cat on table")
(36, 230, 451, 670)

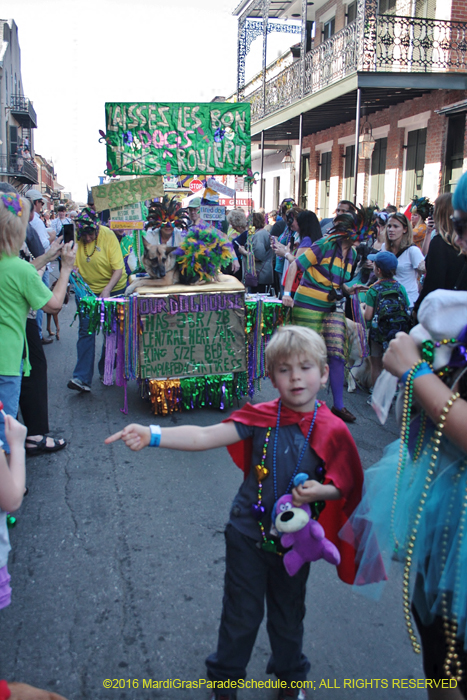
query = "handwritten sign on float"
(92, 175, 163, 213)
(139, 292, 246, 379)
(200, 205, 225, 221)
(105, 102, 251, 177)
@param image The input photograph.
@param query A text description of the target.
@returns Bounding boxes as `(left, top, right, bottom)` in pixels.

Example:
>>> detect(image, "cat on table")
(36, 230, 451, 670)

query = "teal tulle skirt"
(341, 430, 467, 649)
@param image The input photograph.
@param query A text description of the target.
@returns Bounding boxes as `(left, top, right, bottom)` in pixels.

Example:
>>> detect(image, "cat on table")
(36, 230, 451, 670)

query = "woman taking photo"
(272, 206, 302, 295)
(281, 214, 358, 423)
(385, 212, 424, 309)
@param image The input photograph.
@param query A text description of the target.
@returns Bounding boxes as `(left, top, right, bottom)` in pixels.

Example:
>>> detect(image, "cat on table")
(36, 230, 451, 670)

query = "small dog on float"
(125, 196, 235, 295)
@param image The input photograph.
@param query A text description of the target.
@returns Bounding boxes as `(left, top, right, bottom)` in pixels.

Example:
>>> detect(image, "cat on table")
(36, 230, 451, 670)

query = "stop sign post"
(189, 179, 203, 193)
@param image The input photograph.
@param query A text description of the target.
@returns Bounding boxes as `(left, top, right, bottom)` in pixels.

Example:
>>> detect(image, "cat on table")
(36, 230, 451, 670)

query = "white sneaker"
(67, 378, 91, 393)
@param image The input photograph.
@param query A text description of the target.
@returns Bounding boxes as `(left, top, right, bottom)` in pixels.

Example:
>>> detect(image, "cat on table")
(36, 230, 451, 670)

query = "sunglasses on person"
(78, 226, 97, 237)
(450, 215, 467, 236)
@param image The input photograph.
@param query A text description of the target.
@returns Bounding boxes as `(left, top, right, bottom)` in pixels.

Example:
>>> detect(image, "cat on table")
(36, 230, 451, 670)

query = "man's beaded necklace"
(84, 233, 100, 262)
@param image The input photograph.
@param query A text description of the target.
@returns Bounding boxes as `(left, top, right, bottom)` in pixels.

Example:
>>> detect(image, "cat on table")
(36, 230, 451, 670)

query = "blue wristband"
(413, 365, 433, 381)
(401, 362, 432, 385)
(149, 425, 161, 447)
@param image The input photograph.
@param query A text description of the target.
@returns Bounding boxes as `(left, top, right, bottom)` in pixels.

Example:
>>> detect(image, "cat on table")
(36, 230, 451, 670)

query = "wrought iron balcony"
(0, 154, 38, 184)
(375, 14, 467, 72)
(305, 22, 358, 93)
(10, 94, 37, 128)
(243, 14, 467, 124)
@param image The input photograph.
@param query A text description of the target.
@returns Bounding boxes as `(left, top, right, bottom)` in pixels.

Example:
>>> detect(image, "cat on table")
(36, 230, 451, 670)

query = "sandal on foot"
(25, 436, 67, 455)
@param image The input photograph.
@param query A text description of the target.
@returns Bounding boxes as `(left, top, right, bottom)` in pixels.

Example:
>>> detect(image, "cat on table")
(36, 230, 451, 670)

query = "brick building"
(232, 0, 467, 215)
(34, 154, 58, 211)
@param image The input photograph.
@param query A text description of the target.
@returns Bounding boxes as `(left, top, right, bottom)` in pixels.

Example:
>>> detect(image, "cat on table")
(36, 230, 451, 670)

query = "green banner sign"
(105, 102, 251, 177)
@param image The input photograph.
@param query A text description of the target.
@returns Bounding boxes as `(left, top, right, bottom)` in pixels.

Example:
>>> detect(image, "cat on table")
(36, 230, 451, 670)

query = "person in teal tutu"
(346, 170, 467, 699)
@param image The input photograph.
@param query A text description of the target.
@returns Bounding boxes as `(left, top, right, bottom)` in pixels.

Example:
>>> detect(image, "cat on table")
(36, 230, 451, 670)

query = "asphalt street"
(0, 289, 426, 700)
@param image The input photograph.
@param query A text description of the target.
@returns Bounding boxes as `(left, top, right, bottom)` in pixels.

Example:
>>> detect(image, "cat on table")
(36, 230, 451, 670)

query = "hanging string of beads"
(390, 360, 424, 552)
(440, 462, 466, 683)
(401, 393, 460, 661)
(251, 427, 273, 550)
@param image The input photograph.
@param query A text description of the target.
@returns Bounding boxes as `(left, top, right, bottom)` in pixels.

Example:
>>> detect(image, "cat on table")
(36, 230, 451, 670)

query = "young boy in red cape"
(106, 325, 383, 700)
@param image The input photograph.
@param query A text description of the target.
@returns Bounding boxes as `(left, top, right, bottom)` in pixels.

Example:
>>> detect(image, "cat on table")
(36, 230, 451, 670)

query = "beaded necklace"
(84, 233, 100, 263)
(251, 400, 320, 553)
(401, 393, 461, 664)
(390, 335, 467, 680)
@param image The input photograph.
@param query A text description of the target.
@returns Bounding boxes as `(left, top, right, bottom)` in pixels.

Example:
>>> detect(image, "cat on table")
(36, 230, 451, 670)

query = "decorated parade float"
(75, 102, 285, 415)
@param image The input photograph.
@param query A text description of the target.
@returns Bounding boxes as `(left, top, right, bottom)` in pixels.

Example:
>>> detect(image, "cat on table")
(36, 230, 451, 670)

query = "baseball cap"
(368, 251, 398, 273)
(25, 189, 45, 202)
(188, 197, 201, 208)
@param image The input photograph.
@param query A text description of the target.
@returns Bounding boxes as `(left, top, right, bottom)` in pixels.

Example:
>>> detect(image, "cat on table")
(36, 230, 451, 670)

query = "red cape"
(224, 398, 379, 585)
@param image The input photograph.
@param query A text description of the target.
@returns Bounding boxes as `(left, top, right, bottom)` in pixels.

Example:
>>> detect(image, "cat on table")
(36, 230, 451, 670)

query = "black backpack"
(369, 281, 411, 350)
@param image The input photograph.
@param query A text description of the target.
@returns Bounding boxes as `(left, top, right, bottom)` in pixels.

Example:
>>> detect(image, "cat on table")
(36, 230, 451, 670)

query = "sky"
(3, 0, 237, 202)
(4, 0, 298, 202)
(4, 0, 295, 202)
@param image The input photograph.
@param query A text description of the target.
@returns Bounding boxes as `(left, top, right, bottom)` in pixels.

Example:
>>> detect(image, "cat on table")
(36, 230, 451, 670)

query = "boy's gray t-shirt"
(229, 421, 323, 542)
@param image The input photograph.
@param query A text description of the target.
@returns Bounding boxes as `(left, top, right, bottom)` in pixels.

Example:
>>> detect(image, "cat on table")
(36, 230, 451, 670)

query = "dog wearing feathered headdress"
(125, 196, 235, 294)
(125, 196, 190, 294)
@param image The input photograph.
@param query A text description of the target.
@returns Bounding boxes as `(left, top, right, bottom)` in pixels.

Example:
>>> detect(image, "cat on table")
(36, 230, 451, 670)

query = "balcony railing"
(305, 21, 358, 94)
(10, 94, 37, 128)
(0, 154, 38, 183)
(375, 14, 467, 72)
(243, 15, 467, 123)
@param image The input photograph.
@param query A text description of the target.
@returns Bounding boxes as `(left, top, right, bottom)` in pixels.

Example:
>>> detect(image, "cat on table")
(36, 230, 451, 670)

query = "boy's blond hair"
(0, 195, 29, 257)
(266, 325, 327, 377)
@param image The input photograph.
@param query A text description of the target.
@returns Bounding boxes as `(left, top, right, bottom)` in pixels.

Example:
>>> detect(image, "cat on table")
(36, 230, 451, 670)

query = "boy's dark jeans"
(206, 523, 311, 684)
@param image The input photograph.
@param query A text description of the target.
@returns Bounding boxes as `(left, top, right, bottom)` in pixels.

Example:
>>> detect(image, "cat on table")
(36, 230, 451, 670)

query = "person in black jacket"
(413, 193, 465, 319)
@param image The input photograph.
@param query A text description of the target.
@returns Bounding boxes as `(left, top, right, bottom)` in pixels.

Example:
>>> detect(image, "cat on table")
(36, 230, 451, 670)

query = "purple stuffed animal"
(274, 494, 341, 577)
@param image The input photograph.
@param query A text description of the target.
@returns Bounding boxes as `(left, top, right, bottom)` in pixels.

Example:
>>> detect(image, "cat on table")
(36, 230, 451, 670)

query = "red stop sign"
(189, 179, 203, 193)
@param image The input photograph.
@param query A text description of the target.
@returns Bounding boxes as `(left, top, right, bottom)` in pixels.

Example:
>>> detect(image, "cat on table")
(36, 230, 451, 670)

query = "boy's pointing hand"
(105, 423, 151, 451)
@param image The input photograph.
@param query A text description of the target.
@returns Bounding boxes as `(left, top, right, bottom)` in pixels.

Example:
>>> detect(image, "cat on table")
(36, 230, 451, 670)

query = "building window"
(404, 127, 427, 203)
(344, 145, 355, 202)
(300, 154, 310, 210)
(347, 1, 357, 24)
(379, 0, 396, 13)
(319, 151, 332, 219)
(323, 18, 335, 40)
(415, 0, 437, 18)
(443, 114, 466, 194)
(370, 137, 388, 207)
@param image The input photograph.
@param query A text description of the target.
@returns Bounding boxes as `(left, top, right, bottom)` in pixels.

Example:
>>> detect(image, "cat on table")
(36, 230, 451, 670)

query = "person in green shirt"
(0, 191, 76, 452)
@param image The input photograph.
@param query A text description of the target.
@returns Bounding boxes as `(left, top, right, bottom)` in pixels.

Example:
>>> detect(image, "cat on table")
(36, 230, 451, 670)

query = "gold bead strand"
(443, 462, 467, 683)
(391, 361, 423, 552)
(402, 393, 461, 654)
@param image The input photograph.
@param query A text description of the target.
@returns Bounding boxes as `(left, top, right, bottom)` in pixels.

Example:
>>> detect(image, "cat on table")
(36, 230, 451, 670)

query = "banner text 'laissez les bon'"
(105, 103, 251, 177)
